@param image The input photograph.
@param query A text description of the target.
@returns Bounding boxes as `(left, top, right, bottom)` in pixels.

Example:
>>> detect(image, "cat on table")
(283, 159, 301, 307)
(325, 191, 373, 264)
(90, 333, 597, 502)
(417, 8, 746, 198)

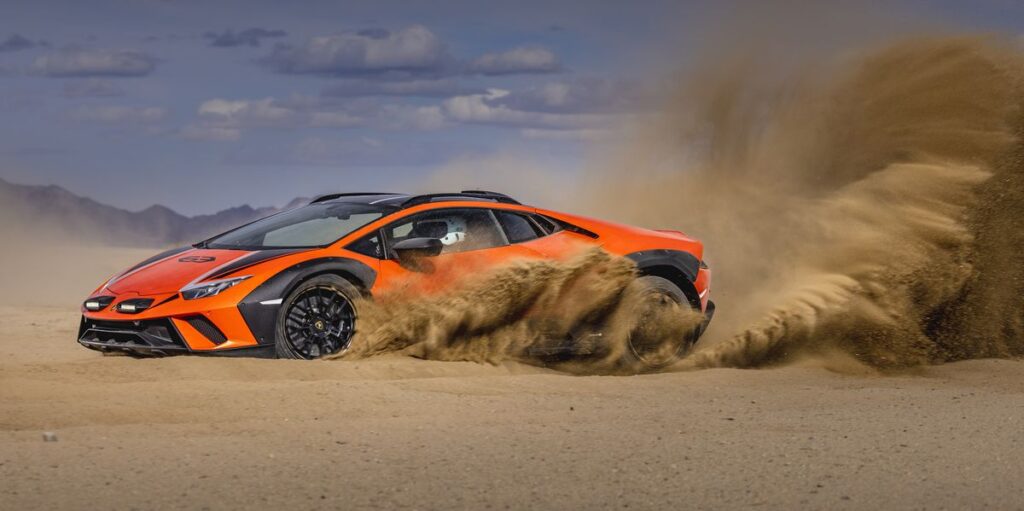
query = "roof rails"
(310, 192, 403, 205)
(307, 190, 522, 208)
(400, 190, 521, 209)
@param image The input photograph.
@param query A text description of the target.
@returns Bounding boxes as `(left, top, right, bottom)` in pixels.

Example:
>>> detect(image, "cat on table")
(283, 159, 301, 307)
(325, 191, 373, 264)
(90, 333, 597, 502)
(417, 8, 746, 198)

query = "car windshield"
(204, 202, 390, 250)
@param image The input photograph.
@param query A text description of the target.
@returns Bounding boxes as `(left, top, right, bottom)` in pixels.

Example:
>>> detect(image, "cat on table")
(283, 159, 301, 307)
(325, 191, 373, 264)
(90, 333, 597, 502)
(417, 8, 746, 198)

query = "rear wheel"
(275, 275, 359, 359)
(623, 275, 701, 370)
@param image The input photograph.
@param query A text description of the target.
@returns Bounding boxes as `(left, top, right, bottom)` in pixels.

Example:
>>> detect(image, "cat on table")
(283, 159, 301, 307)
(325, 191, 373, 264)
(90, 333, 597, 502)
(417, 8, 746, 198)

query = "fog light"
(83, 296, 115, 312)
(115, 299, 154, 314)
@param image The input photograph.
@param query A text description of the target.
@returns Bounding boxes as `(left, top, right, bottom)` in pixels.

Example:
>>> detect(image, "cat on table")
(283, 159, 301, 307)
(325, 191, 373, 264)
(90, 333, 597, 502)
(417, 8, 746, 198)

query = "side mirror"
(392, 238, 443, 271)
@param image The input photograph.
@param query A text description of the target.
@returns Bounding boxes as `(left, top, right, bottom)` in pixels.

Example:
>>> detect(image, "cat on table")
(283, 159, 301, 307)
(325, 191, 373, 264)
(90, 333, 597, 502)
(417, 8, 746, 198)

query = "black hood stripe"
(203, 248, 309, 281)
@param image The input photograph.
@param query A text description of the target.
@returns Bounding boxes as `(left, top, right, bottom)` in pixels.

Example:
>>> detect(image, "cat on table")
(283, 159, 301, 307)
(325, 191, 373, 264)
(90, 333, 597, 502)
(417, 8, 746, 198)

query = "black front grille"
(78, 317, 188, 355)
(184, 315, 227, 345)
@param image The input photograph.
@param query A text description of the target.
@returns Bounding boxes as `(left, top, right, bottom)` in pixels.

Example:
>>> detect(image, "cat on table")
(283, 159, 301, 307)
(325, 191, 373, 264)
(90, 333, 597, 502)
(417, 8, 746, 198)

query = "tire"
(623, 275, 701, 371)
(275, 274, 360, 360)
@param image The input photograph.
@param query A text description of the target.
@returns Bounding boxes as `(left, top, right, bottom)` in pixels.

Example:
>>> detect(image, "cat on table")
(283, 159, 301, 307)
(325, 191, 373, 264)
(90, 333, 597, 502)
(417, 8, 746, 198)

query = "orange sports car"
(79, 191, 713, 365)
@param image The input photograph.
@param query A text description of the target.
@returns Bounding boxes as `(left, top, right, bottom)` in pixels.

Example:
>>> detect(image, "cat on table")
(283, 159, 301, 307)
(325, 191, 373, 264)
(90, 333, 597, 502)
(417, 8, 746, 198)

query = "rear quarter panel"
(536, 208, 705, 260)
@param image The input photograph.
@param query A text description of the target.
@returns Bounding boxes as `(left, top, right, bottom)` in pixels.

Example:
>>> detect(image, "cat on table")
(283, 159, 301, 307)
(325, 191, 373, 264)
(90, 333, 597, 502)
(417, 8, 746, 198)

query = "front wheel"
(622, 275, 702, 370)
(275, 275, 359, 359)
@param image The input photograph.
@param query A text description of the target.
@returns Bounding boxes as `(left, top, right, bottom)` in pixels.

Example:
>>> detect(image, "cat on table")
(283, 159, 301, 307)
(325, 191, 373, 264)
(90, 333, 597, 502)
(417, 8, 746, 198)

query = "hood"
(106, 248, 254, 295)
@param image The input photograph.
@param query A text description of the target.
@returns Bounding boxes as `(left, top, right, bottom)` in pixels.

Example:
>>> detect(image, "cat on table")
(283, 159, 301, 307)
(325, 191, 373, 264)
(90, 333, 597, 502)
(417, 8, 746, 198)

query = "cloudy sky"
(1, 0, 1021, 214)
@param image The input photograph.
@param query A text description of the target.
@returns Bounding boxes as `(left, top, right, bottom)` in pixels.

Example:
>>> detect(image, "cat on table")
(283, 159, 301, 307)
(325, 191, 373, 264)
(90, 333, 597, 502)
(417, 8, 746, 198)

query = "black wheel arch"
(625, 249, 702, 310)
(237, 257, 377, 346)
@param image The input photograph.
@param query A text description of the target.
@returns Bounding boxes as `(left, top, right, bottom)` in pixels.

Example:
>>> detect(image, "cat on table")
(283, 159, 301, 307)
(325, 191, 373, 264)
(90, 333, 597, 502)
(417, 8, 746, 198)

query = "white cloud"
(186, 79, 633, 142)
(185, 95, 364, 140)
(32, 49, 157, 77)
(69, 105, 167, 124)
(378, 104, 446, 130)
(467, 46, 560, 75)
(264, 25, 447, 76)
(442, 89, 613, 129)
(494, 78, 647, 114)
(198, 97, 301, 127)
(187, 93, 452, 139)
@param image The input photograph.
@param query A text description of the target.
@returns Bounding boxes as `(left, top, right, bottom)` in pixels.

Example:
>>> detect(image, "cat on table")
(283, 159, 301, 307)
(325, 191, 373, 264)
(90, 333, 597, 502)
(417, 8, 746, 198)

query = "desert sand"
(2, 297, 1023, 510)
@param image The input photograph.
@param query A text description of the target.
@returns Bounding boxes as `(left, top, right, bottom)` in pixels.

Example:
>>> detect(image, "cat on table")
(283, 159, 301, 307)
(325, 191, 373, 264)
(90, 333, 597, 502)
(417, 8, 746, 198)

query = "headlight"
(181, 276, 252, 300)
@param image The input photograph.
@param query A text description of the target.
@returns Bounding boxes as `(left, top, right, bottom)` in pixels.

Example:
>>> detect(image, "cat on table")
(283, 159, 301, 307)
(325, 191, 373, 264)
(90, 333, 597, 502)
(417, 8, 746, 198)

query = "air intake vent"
(184, 315, 228, 345)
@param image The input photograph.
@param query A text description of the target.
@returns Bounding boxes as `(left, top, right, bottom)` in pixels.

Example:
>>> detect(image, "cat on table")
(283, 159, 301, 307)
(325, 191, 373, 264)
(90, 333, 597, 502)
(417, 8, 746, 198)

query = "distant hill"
(0, 177, 308, 247)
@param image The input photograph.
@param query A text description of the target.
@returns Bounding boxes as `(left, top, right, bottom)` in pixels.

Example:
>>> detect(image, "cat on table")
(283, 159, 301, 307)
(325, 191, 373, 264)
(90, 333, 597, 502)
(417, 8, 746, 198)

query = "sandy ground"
(1, 303, 1022, 510)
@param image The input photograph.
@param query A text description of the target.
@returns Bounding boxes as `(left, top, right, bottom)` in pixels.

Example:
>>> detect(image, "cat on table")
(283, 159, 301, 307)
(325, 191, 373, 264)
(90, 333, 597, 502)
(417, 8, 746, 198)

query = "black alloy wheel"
(275, 275, 359, 359)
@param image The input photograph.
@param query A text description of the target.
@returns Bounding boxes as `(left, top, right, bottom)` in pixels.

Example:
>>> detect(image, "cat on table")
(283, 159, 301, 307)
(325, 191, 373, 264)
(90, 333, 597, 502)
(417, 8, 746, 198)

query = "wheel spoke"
(291, 303, 310, 319)
(318, 289, 330, 313)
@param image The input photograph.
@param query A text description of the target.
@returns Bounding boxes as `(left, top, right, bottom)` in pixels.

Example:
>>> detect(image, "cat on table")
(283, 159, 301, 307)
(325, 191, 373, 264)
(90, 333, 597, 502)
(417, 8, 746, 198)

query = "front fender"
(237, 258, 377, 345)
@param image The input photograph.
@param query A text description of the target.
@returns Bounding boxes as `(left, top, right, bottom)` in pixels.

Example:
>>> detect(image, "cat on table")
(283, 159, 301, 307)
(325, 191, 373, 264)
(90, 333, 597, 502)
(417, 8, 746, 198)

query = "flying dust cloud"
(332, 248, 705, 374)
(339, 35, 1024, 372)
(600, 35, 1024, 370)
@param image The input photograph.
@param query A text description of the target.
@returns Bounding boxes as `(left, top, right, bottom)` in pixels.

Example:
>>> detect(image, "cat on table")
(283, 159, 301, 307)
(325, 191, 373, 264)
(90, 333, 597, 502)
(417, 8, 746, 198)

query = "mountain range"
(0, 177, 308, 247)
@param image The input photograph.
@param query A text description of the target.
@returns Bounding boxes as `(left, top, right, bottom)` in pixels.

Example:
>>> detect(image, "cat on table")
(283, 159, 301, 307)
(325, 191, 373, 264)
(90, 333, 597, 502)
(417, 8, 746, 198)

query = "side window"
(346, 233, 383, 259)
(383, 209, 507, 255)
(495, 211, 544, 244)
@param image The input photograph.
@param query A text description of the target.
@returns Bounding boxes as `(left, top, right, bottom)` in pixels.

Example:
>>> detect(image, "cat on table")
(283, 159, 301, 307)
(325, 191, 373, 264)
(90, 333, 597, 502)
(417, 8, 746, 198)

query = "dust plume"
(0, 189, 156, 307)
(596, 36, 1024, 369)
(348, 36, 1024, 372)
(334, 247, 704, 374)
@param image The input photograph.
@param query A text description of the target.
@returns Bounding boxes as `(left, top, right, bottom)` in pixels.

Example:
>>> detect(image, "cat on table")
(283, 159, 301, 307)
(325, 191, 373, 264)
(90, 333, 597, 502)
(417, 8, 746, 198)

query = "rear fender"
(625, 249, 702, 309)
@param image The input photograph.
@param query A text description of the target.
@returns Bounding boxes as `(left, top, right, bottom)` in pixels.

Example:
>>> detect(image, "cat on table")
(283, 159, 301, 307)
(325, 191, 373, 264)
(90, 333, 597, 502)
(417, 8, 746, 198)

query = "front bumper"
(77, 317, 190, 356)
(79, 288, 267, 354)
(77, 315, 276, 358)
